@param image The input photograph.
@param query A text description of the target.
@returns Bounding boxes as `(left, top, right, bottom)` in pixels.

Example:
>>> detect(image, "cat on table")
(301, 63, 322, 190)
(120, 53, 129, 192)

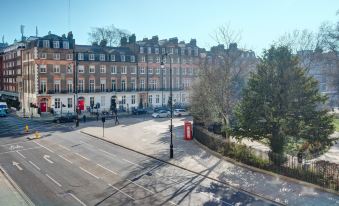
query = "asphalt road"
(0, 115, 278, 206)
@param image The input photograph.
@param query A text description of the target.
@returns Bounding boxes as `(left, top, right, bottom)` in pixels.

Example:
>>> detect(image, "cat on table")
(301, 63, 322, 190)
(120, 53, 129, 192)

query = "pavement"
(0, 114, 277, 206)
(80, 116, 339, 206)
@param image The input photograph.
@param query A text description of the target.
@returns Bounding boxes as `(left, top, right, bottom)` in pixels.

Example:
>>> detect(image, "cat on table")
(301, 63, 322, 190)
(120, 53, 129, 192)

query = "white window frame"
(121, 55, 125, 62)
(111, 66, 117, 74)
(156, 68, 160, 74)
(89, 53, 95, 61)
(78, 53, 84, 60)
(78, 65, 84, 73)
(89, 65, 95, 73)
(40, 53, 47, 59)
(121, 66, 127, 74)
(130, 55, 135, 62)
(140, 67, 145, 74)
(100, 65, 106, 73)
(66, 53, 73, 60)
(111, 54, 115, 61)
(131, 66, 136, 74)
(148, 68, 153, 74)
(40, 80, 47, 93)
(53, 65, 60, 73)
(53, 41, 60, 48)
(100, 54, 105, 61)
(43, 40, 50, 48)
(53, 53, 60, 60)
(39, 65, 47, 73)
(63, 41, 69, 49)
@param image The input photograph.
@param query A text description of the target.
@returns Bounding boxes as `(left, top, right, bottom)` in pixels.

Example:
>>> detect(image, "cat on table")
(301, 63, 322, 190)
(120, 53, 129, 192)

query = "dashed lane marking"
(0, 147, 40, 156)
(34, 141, 54, 153)
(16, 151, 26, 158)
(58, 144, 71, 151)
(58, 155, 73, 164)
(108, 184, 135, 200)
(29, 161, 41, 171)
(74, 153, 90, 161)
(127, 179, 155, 194)
(98, 149, 117, 157)
(97, 164, 117, 175)
(79, 167, 100, 179)
(122, 158, 143, 168)
(45, 174, 62, 187)
(68, 193, 87, 206)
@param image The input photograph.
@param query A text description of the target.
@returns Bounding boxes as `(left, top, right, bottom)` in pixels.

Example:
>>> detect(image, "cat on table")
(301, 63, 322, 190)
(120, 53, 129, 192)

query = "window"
(156, 56, 160, 63)
(122, 96, 126, 105)
(162, 48, 166, 54)
(188, 47, 192, 56)
(156, 67, 160, 74)
(89, 65, 95, 73)
(111, 80, 116, 91)
(53, 41, 60, 48)
(67, 98, 73, 108)
(100, 54, 105, 61)
(194, 47, 199, 56)
(121, 80, 126, 91)
(140, 67, 145, 74)
(54, 80, 60, 93)
(121, 55, 125, 62)
(177, 67, 180, 75)
(40, 65, 47, 73)
(53, 53, 60, 60)
(189, 58, 193, 64)
(89, 54, 95, 60)
(148, 56, 153, 62)
(131, 66, 136, 74)
(67, 64, 73, 73)
(89, 79, 95, 92)
(155, 48, 159, 54)
(66, 53, 73, 60)
(90, 97, 95, 107)
(78, 79, 84, 92)
(63, 41, 69, 49)
(111, 66, 117, 74)
(176, 79, 180, 89)
(140, 79, 145, 90)
(40, 80, 46, 93)
(162, 68, 166, 75)
(111, 55, 115, 61)
(148, 95, 152, 104)
(181, 48, 185, 55)
(101, 96, 105, 107)
(100, 65, 106, 73)
(78, 53, 84, 60)
(148, 68, 153, 74)
(121, 66, 127, 74)
(54, 98, 60, 109)
(140, 47, 144, 54)
(131, 79, 136, 90)
(67, 80, 73, 93)
(131, 95, 136, 104)
(43, 40, 50, 48)
(40, 53, 47, 59)
(150, 79, 157, 90)
(130, 55, 135, 62)
(148, 47, 152, 54)
(53, 65, 60, 73)
(156, 95, 160, 103)
(78, 65, 84, 73)
(141, 56, 145, 62)
(100, 79, 106, 92)
(170, 48, 174, 54)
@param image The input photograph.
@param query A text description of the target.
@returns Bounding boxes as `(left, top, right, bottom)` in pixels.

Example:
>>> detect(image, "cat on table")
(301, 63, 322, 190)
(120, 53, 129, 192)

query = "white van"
(0, 102, 8, 113)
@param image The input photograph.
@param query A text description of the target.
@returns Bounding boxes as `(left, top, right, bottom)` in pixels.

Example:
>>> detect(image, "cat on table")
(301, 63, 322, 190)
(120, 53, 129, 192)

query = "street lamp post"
(161, 53, 173, 159)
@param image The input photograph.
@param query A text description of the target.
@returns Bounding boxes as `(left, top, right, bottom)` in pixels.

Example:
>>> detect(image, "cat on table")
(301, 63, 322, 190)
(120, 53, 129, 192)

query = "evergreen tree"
(235, 46, 334, 161)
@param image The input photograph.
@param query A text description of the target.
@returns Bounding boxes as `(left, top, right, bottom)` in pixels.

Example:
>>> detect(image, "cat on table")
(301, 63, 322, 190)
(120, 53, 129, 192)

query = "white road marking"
(29, 161, 40, 171)
(9, 145, 23, 150)
(34, 141, 54, 153)
(0, 147, 40, 156)
(127, 179, 155, 194)
(123, 159, 143, 168)
(45, 174, 62, 187)
(12, 161, 23, 171)
(68, 193, 87, 206)
(80, 167, 99, 179)
(75, 153, 90, 161)
(16, 151, 26, 158)
(58, 144, 71, 151)
(97, 164, 117, 175)
(43, 155, 54, 164)
(108, 184, 135, 200)
(169, 201, 178, 205)
(98, 149, 116, 157)
(58, 155, 73, 164)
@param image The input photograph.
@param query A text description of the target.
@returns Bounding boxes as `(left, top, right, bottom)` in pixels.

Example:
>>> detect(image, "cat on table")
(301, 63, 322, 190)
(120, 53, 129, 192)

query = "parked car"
(152, 110, 170, 118)
(53, 114, 77, 123)
(0, 109, 7, 117)
(154, 107, 170, 113)
(173, 109, 189, 116)
(132, 108, 148, 115)
(0, 102, 8, 113)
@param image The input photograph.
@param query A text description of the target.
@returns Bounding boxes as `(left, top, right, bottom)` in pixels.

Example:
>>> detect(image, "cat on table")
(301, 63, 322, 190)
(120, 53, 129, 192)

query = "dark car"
(132, 108, 148, 115)
(53, 114, 77, 123)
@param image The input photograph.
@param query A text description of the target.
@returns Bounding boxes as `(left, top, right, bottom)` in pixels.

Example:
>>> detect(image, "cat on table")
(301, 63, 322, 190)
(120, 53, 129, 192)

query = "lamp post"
(161, 53, 173, 159)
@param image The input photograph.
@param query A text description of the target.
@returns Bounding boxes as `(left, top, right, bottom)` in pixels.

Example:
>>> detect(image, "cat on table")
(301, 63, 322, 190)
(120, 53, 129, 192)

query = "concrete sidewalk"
(0, 167, 33, 206)
(79, 116, 339, 205)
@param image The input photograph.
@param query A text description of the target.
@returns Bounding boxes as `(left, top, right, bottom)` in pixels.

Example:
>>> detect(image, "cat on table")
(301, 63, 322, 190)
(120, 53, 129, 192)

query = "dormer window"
(99, 54, 105, 61)
(43, 40, 50, 48)
(162, 48, 166, 54)
(170, 48, 174, 54)
(89, 53, 95, 60)
(181, 48, 185, 55)
(148, 47, 152, 54)
(78, 53, 84, 60)
(63, 41, 69, 49)
(121, 55, 125, 62)
(194, 47, 198, 56)
(111, 54, 115, 61)
(53, 41, 60, 48)
(155, 48, 159, 54)
(140, 47, 144, 54)
(188, 47, 192, 56)
(130, 55, 135, 62)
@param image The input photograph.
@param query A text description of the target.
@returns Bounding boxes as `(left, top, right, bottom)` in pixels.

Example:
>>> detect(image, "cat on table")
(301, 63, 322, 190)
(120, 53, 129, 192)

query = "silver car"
(152, 110, 170, 118)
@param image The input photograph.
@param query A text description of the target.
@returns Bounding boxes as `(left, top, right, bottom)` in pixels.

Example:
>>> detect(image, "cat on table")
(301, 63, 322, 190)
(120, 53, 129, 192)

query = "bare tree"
(88, 24, 130, 46)
(191, 25, 257, 139)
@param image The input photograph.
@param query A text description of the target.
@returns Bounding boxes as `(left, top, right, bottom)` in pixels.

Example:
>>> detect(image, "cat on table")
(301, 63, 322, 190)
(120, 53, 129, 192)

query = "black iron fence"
(193, 125, 339, 191)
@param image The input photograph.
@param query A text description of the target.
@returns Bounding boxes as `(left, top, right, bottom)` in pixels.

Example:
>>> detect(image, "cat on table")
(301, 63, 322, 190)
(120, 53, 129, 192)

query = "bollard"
(34, 131, 40, 139)
(24, 125, 29, 133)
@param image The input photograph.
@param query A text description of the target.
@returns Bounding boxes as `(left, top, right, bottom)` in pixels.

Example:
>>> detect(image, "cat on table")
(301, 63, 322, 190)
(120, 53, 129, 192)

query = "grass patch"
(333, 118, 339, 132)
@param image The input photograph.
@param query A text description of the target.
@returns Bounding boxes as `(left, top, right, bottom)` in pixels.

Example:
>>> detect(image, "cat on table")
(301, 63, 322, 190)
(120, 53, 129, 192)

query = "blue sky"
(0, 0, 338, 54)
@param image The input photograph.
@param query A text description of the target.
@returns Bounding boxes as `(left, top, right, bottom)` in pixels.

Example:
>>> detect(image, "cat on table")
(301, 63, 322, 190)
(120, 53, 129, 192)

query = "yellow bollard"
(34, 131, 40, 139)
(24, 125, 29, 133)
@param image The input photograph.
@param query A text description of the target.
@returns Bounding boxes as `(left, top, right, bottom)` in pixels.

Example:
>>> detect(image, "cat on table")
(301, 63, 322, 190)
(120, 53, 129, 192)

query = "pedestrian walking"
(83, 115, 86, 123)
(114, 110, 119, 125)
(96, 112, 99, 121)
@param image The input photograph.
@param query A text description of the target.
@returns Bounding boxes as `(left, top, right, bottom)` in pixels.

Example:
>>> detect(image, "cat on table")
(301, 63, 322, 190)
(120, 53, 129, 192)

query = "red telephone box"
(78, 99, 85, 111)
(184, 121, 192, 140)
(40, 102, 47, 112)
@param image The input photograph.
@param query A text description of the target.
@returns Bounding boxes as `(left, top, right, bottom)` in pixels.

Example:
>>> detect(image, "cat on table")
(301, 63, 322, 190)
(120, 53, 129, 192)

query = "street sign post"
(102, 117, 105, 137)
